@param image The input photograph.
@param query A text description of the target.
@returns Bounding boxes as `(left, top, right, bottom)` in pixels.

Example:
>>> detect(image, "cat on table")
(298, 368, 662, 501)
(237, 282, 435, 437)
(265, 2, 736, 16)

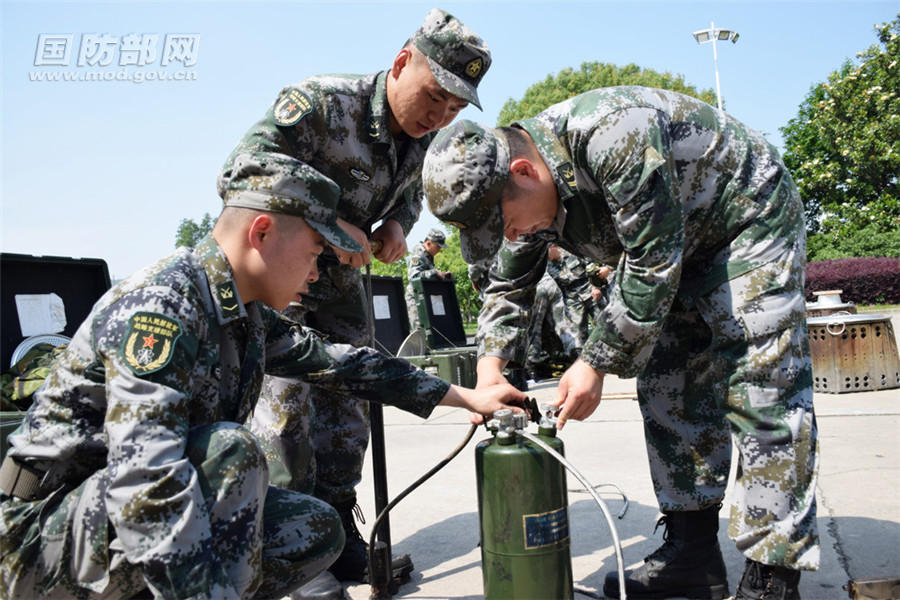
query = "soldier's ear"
(391, 47, 413, 78)
(248, 214, 275, 252)
(509, 158, 539, 182)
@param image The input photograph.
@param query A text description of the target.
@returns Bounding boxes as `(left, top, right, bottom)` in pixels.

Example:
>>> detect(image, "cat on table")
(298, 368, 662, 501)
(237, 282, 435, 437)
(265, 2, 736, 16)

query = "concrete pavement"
(340, 313, 900, 600)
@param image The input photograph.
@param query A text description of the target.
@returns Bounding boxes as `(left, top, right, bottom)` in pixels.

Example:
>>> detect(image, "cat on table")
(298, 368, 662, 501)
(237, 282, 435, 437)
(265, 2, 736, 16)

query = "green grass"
(857, 304, 900, 312)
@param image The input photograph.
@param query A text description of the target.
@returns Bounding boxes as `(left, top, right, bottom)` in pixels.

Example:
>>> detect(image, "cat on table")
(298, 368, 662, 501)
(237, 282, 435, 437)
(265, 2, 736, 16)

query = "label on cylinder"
(523, 506, 569, 549)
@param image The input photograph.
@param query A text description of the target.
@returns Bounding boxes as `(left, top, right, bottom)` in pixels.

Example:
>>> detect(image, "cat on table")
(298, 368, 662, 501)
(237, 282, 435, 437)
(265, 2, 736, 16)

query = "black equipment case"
(1, 252, 112, 458)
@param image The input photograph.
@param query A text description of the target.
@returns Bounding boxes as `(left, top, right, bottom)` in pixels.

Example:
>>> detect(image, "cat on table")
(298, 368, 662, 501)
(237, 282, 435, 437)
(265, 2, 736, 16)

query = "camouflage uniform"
(548, 248, 602, 347)
(524, 250, 593, 372)
(424, 87, 819, 570)
(0, 231, 450, 600)
(405, 229, 448, 330)
(217, 9, 490, 508)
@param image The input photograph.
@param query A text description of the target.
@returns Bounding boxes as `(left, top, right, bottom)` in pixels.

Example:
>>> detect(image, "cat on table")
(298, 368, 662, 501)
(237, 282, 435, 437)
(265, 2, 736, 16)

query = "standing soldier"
(406, 228, 453, 330)
(217, 7, 492, 590)
(525, 246, 585, 380)
(422, 86, 819, 600)
(0, 168, 524, 600)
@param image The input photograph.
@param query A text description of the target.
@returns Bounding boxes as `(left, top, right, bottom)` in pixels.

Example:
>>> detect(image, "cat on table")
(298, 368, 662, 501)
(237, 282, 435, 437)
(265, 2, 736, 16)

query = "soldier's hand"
(371, 219, 407, 264)
(460, 383, 528, 425)
(550, 359, 605, 430)
(334, 218, 372, 268)
(439, 382, 526, 423)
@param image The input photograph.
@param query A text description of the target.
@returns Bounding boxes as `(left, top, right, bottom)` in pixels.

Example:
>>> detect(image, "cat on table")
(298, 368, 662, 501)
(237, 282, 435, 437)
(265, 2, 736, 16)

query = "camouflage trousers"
(405, 284, 420, 331)
(0, 423, 344, 599)
(251, 259, 371, 505)
(526, 273, 584, 367)
(637, 227, 819, 570)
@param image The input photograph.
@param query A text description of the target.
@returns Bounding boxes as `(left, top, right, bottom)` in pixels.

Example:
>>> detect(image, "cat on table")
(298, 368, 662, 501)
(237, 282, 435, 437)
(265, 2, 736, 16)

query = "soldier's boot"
(733, 559, 801, 600)
(602, 504, 729, 599)
(291, 571, 347, 600)
(327, 499, 414, 584)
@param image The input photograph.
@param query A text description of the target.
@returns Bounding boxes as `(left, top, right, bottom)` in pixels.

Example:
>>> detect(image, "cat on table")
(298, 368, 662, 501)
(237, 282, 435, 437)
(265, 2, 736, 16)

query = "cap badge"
(464, 57, 483, 80)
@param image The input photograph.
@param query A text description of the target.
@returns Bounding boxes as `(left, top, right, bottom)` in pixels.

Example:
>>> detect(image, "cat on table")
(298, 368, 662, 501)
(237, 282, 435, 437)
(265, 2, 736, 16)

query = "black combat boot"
(602, 504, 730, 599)
(327, 500, 414, 584)
(733, 559, 801, 600)
(291, 571, 346, 600)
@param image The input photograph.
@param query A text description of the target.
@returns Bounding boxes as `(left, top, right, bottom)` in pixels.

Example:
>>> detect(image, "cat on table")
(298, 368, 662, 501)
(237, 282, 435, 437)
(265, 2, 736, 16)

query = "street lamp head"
(693, 26, 739, 44)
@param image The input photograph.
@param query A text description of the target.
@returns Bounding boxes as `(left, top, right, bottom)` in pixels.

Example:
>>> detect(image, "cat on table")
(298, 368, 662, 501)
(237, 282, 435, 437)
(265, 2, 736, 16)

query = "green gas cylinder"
(475, 412, 573, 600)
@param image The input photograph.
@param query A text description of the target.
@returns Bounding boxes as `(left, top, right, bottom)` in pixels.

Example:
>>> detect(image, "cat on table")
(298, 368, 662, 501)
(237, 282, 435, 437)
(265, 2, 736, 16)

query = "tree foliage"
(781, 15, 900, 239)
(497, 61, 718, 125)
(175, 213, 214, 248)
(807, 225, 900, 262)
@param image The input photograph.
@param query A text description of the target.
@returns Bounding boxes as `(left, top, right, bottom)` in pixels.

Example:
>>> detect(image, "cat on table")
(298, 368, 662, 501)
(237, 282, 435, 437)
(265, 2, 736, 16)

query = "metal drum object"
(806, 290, 858, 318)
(808, 313, 900, 393)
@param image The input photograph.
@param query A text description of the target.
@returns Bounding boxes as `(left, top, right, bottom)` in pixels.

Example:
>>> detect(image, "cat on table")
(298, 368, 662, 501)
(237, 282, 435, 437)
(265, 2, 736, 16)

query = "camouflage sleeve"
(476, 236, 549, 365)
(580, 107, 683, 378)
(383, 178, 425, 237)
(262, 312, 450, 418)
(95, 287, 237, 599)
(407, 246, 439, 281)
(217, 84, 326, 203)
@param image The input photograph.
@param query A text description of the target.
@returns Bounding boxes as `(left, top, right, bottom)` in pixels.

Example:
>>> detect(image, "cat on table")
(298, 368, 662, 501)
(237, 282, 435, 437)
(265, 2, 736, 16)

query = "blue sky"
(2, 0, 898, 280)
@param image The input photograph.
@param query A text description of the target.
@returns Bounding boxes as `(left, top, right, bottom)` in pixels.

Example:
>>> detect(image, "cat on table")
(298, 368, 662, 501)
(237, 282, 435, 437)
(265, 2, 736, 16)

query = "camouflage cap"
(423, 120, 508, 263)
(426, 228, 448, 248)
(222, 153, 363, 253)
(411, 8, 491, 110)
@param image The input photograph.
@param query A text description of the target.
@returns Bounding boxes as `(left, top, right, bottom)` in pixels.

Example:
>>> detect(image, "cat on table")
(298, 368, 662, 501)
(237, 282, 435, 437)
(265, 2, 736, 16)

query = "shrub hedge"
(805, 257, 900, 305)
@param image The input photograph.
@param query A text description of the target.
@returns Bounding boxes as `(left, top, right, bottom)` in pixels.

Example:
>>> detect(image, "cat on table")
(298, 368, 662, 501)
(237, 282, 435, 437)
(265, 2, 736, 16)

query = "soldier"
(216, 7, 491, 588)
(422, 87, 819, 600)
(0, 166, 524, 600)
(405, 228, 453, 329)
(525, 245, 586, 380)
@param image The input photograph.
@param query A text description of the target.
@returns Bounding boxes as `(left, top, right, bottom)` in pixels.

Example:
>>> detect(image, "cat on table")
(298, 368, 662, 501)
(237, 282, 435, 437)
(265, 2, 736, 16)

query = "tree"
(497, 61, 718, 125)
(781, 15, 900, 239)
(175, 213, 214, 248)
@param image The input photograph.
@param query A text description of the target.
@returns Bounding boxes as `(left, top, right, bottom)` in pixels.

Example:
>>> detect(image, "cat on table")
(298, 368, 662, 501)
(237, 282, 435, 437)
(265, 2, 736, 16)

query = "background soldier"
(217, 8, 491, 589)
(406, 227, 453, 330)
(0, 166, 524, 600)
(423, 86, 819, 600)
(525, 245, 587, 380)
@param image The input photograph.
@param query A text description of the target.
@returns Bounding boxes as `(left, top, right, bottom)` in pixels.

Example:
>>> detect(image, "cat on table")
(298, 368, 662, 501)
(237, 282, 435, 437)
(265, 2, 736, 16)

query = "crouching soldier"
(0, 160, 525, 600)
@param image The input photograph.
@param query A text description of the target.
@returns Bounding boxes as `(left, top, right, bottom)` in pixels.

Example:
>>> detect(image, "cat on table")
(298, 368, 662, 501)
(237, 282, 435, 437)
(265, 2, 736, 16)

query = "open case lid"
(1, 253, 111, 369)
(367, 275, 411, 357)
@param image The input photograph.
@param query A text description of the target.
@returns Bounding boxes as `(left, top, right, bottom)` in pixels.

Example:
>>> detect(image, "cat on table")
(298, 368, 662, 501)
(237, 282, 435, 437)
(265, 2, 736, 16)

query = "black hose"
(366, 422, 480, 584)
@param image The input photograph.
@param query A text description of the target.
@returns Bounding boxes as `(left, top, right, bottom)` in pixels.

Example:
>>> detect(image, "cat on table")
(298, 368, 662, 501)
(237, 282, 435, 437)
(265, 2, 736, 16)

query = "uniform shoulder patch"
(121, 311, 183, 375)
(273, 88, 314, 127)
(411, 257, 420, 266)
(557, 163, 578, 191)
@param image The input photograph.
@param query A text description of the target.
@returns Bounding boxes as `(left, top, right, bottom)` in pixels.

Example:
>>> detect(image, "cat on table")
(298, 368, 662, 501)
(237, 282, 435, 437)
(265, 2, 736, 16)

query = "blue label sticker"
(523, 506, 569, 549)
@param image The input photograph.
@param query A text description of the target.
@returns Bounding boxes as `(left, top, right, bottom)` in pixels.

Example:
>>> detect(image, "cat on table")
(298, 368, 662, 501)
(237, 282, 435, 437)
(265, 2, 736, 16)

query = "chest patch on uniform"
(557, 163, 577, 191)
(349, 167, 371, 182)
(122, 312, 183, 375)
(273, 88, 314, 126)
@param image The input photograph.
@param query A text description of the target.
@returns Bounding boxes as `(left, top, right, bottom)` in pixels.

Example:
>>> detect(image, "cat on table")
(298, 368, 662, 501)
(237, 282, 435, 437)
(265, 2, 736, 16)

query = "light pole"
(692, 22, 739, 110)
